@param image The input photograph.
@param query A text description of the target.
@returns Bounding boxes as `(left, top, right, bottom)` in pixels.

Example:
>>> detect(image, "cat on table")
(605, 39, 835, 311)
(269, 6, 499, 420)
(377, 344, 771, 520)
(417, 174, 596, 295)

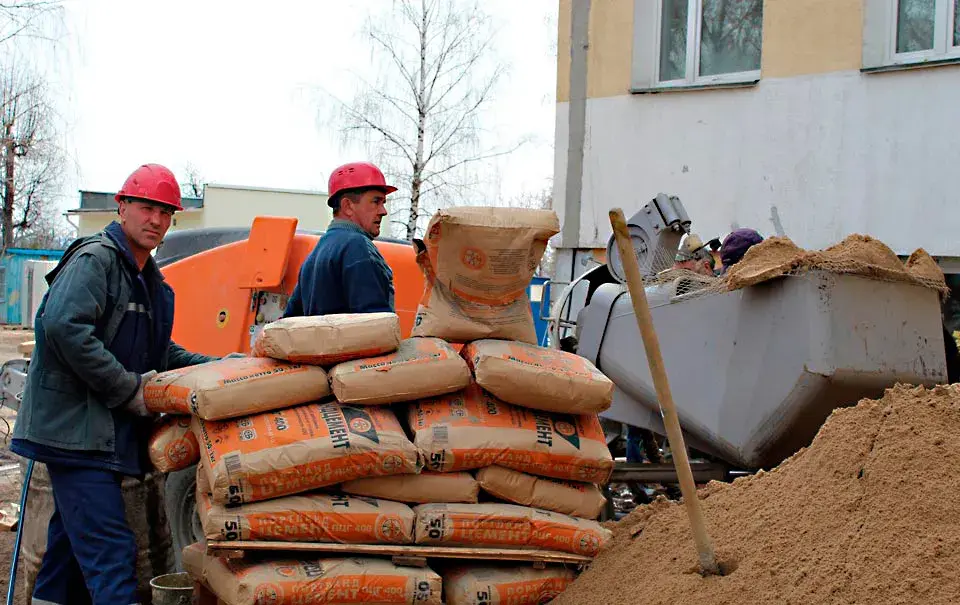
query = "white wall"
(554, 67, 960, 256)
(203, 185, 332, 232)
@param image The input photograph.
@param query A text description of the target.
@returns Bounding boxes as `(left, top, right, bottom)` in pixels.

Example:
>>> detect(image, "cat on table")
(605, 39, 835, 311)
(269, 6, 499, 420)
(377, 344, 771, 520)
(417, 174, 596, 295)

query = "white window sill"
(631, 78, 760, 94)
(862, 55, 960, 74)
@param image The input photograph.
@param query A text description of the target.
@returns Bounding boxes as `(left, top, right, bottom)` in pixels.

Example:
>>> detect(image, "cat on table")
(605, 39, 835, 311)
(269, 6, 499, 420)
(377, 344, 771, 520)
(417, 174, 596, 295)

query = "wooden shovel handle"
(609, 208, 720, 576)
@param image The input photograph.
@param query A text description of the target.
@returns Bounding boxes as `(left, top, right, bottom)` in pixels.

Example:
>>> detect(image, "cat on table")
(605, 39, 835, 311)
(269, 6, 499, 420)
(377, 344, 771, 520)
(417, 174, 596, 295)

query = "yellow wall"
(74, 210, 205, 237)
(557, 0, 865, 100)
(71, 186, 332, 239)
(171, 211, 204, 231)
(76, 212, 115, 237)
(762, 0, 862, 78)
(202, 186, 331, 232)
(557, 0, 634, 102)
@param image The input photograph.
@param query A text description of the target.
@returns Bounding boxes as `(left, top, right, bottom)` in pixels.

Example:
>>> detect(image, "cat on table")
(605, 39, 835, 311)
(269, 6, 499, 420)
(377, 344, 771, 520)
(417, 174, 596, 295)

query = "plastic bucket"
(150, 572, 193, 605)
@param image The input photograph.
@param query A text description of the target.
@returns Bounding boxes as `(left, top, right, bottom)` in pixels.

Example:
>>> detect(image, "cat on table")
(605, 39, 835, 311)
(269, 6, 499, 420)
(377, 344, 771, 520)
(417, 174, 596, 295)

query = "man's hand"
(222, 352, 246, 360)
(123, 370, 158, 417)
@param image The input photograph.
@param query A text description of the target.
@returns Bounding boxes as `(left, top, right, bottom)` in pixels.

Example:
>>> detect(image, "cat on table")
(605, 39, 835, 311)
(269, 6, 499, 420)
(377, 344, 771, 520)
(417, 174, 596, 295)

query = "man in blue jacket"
(284, 161, 397, 317)
(11, 163, 218, 604)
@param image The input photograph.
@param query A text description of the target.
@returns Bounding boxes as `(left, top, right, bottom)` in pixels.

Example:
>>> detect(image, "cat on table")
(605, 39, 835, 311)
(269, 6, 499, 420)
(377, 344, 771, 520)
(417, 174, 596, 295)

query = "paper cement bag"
(198, 491, 414, 544)
(330, 337, 471, 405)
(443, 566, 576, 605)
(413, 503, 611, 556)
(195, 401, 421, 505)
(462, 339, 613, 415)
(186, 549, 442, 605)
(144, 357, 330, 420)
(476, 466, 606, 520)
(147, 415, 200, 473)
(253, 313, 401, 366)
(181, 542, 205, 584)
(411, 207, 560, 344)
(408, 384, 613, 484)
(197, 458, 210, 496)
(340, 471, 480, 504)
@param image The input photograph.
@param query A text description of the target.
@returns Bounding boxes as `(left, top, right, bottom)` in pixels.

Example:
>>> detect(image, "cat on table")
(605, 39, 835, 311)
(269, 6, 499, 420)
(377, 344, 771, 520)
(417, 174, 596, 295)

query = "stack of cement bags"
(163, 207, 620, 604)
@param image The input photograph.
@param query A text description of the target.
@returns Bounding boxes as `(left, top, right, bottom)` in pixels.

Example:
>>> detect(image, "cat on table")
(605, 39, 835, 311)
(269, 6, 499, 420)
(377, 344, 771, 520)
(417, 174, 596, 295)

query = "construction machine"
(3, 200, 947, 565)
(543, 194, 946, 514)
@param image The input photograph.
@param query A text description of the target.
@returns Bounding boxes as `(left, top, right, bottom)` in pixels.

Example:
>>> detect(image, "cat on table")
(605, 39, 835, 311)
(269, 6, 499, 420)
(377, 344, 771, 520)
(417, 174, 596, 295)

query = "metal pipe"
(6, 459, 34, 605)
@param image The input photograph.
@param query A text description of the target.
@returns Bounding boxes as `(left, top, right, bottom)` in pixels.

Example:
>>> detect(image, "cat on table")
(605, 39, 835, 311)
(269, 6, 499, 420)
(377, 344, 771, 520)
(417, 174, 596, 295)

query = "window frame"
(652, 0, 763, 88)
(865, 0, 960, 70)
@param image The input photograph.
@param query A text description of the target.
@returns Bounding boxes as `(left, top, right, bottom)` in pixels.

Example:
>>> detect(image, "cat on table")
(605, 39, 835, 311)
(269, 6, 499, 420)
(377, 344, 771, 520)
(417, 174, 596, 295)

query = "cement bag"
(181, 542, 205, 584)
(252, 313, 401, 365)
(462, 339, 613, 414)
(476, 466, 606, 520)
(330, 337, 471, 405)
(411, 207, 560, 344)
(444, 566, 576, 605)
(198, 490, 414, 544)
(409, 384, 614, 484)
(341, 471, 480, 504)
(144, 357, 330, 420)
(147, 415, 199, 473)
(413, 503, 611, 556)
(195, 401, 421, 505)
(186, 550, 442, 605)
(197, 459, 210, 496)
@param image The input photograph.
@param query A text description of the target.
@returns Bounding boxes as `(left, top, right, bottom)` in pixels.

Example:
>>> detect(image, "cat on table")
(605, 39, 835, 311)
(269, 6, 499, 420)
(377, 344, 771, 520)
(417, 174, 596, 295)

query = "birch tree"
(333, 0, 521, 239)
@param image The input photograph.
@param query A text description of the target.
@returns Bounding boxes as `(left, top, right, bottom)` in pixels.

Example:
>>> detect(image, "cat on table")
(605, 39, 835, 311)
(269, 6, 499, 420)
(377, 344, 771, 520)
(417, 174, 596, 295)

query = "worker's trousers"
(31, 464, 139, 605)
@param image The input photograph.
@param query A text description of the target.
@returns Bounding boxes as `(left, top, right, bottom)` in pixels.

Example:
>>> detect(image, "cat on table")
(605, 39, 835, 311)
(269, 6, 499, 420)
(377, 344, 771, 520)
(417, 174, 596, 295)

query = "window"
(863, 0, 960, 69)
(646, 0, 763, 88)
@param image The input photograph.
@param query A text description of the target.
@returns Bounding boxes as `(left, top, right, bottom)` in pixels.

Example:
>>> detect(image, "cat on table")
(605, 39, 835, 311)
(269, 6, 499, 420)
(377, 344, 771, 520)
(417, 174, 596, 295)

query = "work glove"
(222, 352, 246, 360)
(123, 370, 158, 417)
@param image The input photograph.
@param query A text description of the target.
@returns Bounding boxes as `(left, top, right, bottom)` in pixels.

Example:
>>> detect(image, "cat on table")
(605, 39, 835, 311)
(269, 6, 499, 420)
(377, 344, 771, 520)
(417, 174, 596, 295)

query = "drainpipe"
(551, 0, 591, 333)
(63, 213, 79, 238)
(562, 0, 590, 254)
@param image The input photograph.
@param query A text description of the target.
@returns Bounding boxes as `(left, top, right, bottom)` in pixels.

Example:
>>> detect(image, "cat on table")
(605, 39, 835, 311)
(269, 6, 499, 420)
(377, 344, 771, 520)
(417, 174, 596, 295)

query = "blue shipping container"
(0, 248, 65, 325)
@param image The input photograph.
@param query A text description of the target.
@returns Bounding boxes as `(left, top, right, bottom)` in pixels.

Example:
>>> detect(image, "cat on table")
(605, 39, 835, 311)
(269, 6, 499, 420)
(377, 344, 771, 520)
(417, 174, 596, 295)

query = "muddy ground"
(0, 326, 41, 604)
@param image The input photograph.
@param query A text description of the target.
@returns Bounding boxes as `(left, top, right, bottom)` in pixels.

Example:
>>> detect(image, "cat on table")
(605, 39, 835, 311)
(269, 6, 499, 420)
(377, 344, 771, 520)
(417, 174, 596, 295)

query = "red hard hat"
(114, 163, 183, 211)
(328, 162, 397, 204)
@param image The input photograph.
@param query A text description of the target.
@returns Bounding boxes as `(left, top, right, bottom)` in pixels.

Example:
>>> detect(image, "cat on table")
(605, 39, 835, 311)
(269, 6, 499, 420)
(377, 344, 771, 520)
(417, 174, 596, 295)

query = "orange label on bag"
(200, 492, 415, 544)
(414, 503, 610, 556)
(195, 402, 421, 505)
(408, 384, 612, 483)
(444, 567, 576, 605)
(148, 415, 199, 473)
(193, 552, 442, 605)
(498, 578, 570, 604)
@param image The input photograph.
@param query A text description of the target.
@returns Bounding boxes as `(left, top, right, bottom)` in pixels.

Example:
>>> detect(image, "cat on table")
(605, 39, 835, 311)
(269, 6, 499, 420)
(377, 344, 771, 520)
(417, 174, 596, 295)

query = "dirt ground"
(0, 326, 38, 604)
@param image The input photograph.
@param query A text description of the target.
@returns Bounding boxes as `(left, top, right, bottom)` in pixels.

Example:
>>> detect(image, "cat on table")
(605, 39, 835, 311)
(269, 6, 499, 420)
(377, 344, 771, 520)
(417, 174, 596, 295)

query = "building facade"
(67, 184, 332, 237)
(554, 0, 960, 278)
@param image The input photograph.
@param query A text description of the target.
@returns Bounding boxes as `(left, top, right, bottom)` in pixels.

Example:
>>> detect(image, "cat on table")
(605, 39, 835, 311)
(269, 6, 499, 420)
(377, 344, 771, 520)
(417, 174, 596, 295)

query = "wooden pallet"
(205, 540, 593, 569)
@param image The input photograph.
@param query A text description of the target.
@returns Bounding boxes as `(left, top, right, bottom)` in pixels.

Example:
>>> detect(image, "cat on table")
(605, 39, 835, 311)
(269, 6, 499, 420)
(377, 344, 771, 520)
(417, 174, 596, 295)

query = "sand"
(724, 234, 947, 293)
(554, 384, 960, 605)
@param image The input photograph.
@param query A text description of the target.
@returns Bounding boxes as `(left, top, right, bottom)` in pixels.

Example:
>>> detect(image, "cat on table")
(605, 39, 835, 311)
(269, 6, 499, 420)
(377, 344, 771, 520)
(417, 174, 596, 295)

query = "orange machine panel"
(237, 216, 299, 289)
(161, 228, 425, 358)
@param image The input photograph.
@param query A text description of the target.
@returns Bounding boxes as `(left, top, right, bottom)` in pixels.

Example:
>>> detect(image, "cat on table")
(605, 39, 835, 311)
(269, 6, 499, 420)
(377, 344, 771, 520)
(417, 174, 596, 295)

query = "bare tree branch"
(328, 0, 524, 239)
(0, 62, 65, 249)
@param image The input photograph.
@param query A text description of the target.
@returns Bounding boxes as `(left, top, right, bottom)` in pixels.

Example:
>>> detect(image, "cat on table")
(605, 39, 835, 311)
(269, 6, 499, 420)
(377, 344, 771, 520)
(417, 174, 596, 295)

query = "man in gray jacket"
(11, 163, 217, 604)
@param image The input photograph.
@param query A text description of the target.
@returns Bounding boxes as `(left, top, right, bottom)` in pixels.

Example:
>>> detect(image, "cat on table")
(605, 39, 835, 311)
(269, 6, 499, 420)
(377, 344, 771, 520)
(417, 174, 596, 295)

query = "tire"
(164, 463, 204, 571)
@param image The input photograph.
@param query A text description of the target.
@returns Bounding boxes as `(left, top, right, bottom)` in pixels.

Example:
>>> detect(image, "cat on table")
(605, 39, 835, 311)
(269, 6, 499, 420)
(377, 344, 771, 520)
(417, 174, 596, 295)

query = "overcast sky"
(37, 0, 558, 214)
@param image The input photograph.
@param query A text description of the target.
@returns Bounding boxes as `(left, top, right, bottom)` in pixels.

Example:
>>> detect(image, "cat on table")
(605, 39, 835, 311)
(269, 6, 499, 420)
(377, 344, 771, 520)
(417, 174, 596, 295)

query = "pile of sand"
(724, 234, 947, 293)
(555, 384, 960, 605)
